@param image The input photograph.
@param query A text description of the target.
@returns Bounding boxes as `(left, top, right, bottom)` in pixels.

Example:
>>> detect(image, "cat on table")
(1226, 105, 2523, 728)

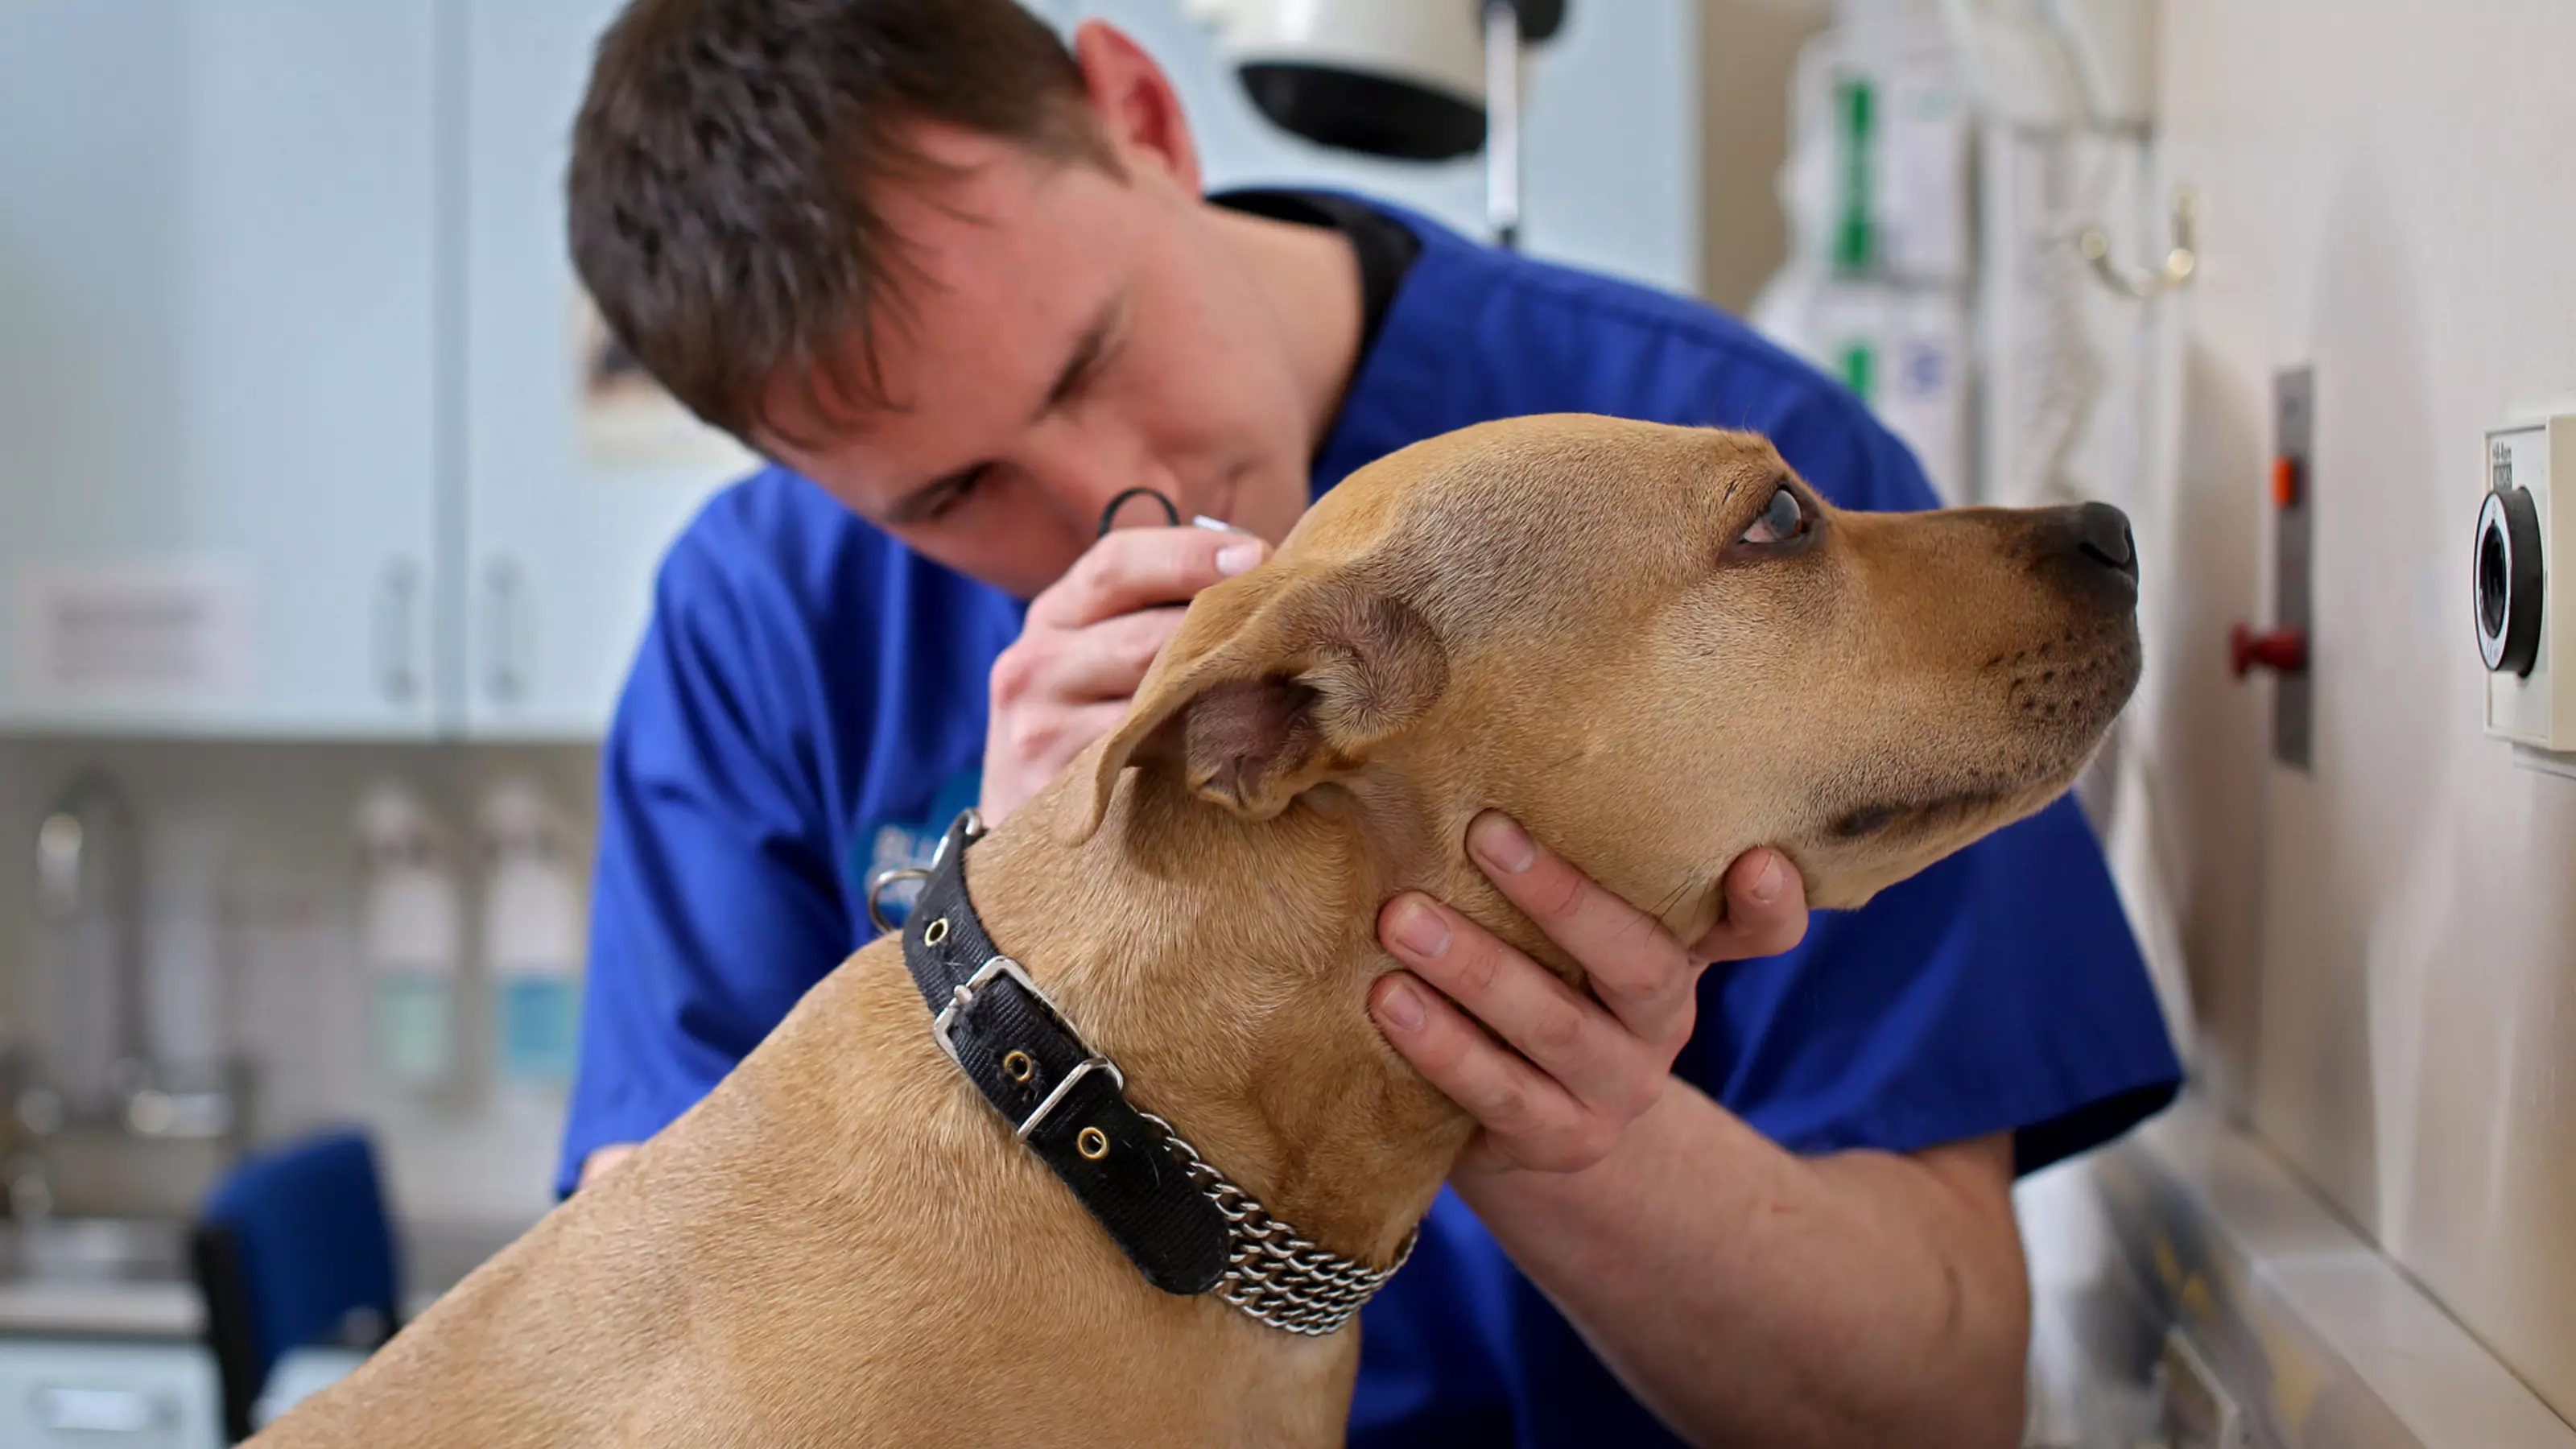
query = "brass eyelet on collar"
(923, 916, 950, 946)
(1001, 1050, 1034, 1084)
(1076, 1127, 1109, 1160)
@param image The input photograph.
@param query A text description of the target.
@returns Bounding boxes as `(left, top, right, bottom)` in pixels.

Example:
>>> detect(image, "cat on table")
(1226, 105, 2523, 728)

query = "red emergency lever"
(2228, 623, 2307, 678)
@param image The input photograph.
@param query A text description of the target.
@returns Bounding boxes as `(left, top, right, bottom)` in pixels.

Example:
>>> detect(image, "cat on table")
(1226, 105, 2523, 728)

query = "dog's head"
(1076, 415, 2139, 930)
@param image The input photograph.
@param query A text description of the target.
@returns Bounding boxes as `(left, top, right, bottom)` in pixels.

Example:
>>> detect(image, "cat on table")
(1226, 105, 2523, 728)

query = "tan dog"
(255, 415, 2140, 1447)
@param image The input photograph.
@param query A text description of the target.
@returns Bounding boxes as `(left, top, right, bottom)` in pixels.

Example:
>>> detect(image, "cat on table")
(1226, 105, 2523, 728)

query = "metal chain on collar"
(898, 807, 1409, 1337)
(1134, 1108, 1416, 1337)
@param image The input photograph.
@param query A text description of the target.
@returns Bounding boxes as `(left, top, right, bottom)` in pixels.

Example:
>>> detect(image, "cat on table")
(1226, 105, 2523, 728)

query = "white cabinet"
(0, 0, 444, 737)
(0, 0, 745, 740)
(458, 0, 755, 737)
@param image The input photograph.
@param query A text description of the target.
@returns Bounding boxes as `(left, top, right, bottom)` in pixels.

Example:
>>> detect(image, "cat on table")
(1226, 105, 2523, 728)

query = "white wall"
(2152, 0, 2576, 1422)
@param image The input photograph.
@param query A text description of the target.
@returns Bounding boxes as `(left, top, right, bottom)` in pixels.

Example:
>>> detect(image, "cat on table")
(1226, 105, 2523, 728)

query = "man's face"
(754, 123, 1322, 601)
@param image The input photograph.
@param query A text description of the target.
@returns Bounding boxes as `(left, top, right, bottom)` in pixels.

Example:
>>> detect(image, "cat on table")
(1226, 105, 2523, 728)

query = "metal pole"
(1484, 0, 1522, 250)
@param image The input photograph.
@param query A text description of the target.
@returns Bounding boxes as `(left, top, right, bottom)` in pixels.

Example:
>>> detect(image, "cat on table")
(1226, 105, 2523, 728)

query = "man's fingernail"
(1389, 898, 1451, 959)
(1215, 541, 1264, 576)
(1377, 980, 1427, 1031)
(1469, 813, 1535, 874)
(1750, 852, 1785, 902)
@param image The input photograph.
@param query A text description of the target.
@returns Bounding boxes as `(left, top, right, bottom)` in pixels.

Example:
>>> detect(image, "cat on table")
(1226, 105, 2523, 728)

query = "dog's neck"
(959, 762, 1507, 1266)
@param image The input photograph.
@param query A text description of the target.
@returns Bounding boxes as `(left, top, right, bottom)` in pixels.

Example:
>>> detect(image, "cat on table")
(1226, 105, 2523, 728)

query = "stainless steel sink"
(0, 1217, 188, 1286)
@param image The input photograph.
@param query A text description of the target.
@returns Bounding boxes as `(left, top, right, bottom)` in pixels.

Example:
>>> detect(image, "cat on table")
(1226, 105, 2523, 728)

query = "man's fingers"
(1028, 526, 1268, 629)
(579, 1143, 641, 1189)
(1462, 812, 1699, 1049)
(1368, 971, 1604, 1170)
(1377, 894, 1645, 1110)
(1686, 848, 1810, 963)
(1061, 607, 1186, 699)
(989, 699, 1129, 786)
(985, 523, 1267, 826)
(997, 606, 1184, 703)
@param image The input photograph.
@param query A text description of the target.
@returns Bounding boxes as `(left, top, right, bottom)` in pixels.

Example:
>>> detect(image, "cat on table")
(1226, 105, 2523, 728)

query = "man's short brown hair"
(568, 0, 1112, 444)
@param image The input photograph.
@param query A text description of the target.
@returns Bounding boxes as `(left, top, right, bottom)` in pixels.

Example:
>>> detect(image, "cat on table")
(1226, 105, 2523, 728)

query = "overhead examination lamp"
(1184, 0, 1570, 249)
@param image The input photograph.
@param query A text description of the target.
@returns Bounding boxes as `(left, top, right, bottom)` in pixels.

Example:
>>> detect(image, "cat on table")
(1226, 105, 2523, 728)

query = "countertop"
(0, 1279, 202, 1340)
(0, 1216, 534, 1342)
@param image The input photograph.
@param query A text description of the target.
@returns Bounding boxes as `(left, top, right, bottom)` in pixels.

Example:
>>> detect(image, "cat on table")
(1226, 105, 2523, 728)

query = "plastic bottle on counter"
(354, 783, 461, 1093)
(477, 782, 584, 1088)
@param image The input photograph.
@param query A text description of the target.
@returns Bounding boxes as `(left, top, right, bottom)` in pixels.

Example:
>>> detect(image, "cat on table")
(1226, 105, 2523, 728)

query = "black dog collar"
(878, 810, 1410, 1335)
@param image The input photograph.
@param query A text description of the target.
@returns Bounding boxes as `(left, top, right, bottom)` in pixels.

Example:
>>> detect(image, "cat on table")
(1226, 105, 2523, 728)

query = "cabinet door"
(0, 0, 444, 736)
(458, 0, 756, 738)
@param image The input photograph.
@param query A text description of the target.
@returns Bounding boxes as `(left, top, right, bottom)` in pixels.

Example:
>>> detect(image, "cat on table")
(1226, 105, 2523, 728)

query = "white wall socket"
(2480, 416, 2576, 750)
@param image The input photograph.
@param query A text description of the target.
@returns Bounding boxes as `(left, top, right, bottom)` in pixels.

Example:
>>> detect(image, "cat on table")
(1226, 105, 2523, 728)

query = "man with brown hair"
(558, 2, 2180, 1443)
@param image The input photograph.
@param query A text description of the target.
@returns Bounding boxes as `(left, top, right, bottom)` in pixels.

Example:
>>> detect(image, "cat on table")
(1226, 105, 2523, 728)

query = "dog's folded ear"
(1071, 564, 1447, 841)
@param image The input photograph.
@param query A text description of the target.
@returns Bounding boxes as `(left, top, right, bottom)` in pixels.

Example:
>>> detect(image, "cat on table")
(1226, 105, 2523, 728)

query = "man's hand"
(1368, 811, 1808, 1174)
(980, 525, 1268, 824)
(1360, 816, 2033, 1449)
(579, 1143, 640, 1188)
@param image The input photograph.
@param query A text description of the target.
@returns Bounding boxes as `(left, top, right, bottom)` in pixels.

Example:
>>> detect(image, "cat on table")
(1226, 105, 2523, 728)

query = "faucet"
(25, 771, 245, 1158)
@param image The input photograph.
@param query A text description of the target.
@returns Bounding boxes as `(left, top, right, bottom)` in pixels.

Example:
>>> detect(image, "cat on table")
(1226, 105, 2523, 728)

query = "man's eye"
(1737, 485, 1809, 545)
(926, 465, 992, 522)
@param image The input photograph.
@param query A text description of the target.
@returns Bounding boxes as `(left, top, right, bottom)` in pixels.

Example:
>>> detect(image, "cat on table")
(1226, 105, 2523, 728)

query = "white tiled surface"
(0, 738, 593, 1226)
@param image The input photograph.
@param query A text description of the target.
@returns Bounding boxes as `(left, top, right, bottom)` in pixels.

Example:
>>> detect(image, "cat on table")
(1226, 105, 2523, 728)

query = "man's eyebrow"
(1033, 296, 1117, 423)
(879, 297, 1120, 527)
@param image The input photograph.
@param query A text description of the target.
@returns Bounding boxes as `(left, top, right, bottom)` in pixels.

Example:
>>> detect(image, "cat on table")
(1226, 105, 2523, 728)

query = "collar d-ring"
(866, 866, 931, 935)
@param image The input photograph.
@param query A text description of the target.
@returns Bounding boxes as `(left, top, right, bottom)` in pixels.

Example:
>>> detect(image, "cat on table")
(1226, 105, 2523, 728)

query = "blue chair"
(190, 1129, 402, 1443)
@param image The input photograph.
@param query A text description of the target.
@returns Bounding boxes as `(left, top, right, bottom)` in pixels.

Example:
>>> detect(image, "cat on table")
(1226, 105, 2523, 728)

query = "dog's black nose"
(2074, 502, 2138, 583)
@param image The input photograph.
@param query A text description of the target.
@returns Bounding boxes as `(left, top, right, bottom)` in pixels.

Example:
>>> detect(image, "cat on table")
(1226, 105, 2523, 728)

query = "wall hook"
(2078, 186, 2199, 299)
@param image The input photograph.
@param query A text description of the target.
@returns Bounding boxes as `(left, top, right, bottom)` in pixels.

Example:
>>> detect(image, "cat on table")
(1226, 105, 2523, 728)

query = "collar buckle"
(929, 955, 1057, 1067)
(1013, 1055, 1124, 1141)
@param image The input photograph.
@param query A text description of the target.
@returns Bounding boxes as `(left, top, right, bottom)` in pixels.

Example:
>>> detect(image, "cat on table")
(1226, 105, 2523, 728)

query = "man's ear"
(1072, 565, 1447, 840)
(1070, 20, 1203, 193)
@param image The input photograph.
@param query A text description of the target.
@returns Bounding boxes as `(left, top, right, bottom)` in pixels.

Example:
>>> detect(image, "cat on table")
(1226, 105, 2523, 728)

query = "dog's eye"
(1738, 485, 1809, 546)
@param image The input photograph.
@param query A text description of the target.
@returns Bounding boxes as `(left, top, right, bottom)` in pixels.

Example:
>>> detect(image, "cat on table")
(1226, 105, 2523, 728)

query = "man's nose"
(1071, 464, 1188, 538)
(1096, 486, 1182, 535)
(1021, 423, 1172, 535)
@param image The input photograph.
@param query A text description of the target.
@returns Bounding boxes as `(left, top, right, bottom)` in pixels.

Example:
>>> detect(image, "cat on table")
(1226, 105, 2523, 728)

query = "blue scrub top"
(564, 199, 2182, 1447)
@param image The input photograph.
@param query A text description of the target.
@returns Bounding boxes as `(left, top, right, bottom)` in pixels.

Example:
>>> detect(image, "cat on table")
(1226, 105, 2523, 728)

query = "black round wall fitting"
(2475, 485, 2545, 676)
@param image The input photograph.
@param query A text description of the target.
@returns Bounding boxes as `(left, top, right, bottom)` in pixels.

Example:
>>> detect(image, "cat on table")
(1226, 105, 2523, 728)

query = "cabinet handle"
(375, 557, 421, 705)
(30, 1384, 166, 1433)
(485, 555, 527, 704)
